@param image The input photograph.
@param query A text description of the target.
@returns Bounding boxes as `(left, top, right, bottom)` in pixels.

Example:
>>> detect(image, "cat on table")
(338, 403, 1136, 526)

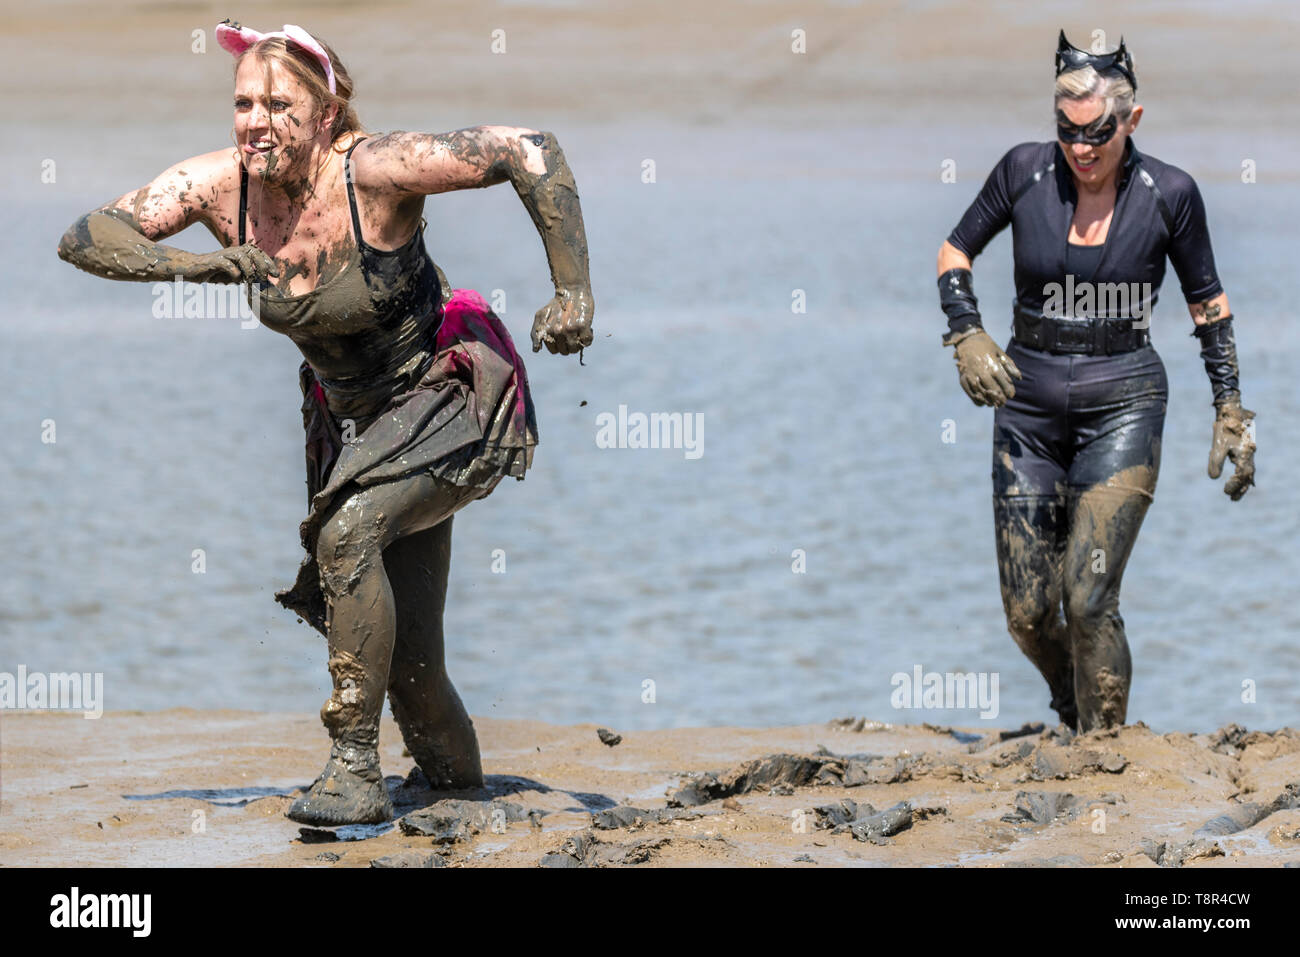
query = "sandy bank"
(1, 710, 1297, 867)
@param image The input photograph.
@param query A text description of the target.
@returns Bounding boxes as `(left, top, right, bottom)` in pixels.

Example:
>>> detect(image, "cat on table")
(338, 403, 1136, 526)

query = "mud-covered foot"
(392, 714, 485, 790)
(286, 745, 392, 826)
(1054, 707, 1078, 734)
(1049, 687, 1078, 735)
(412, 755, 484, 792)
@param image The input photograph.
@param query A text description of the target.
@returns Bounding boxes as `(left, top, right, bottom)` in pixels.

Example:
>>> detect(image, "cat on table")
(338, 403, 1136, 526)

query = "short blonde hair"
(1054, 64, 1136, 127)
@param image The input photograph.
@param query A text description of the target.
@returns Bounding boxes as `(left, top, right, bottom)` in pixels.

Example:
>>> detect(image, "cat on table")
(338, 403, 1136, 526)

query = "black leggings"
(991, 340, 1167, 731)
(314, 471, 488, 787)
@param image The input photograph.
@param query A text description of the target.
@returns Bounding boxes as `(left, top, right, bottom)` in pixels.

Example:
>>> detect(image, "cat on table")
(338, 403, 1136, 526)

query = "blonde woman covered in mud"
(933, 32, 1254, 733)
(57, 20, 594, 825)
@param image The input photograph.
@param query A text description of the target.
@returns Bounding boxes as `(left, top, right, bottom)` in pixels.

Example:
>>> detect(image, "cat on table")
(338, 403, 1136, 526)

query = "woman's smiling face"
(1056, 94, 1141, 187)
(233, 56, 326, 183)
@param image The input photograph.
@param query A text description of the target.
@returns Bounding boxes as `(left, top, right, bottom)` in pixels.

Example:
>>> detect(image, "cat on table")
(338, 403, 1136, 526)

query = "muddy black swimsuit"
(239, 136, 449, 434)
(947, 137, 1223, 496)
(238, 136, 539, 635)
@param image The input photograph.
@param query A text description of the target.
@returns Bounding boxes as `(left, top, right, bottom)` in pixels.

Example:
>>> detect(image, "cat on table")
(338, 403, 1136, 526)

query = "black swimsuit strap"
(238, 136, 369, 248)
(344, 136, 369, 247)
(238, 163, 247, 245)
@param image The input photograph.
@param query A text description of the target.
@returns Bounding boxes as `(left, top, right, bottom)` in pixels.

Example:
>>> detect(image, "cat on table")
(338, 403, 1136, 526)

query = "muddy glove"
(937, 266, 1022, 407)
(1208, 396, 1255, 501)
(177, 243, 280, 285)
(944, 326, 1023, 407)
(1195, 315, 1254, 500)
(58, 208, 280, 285)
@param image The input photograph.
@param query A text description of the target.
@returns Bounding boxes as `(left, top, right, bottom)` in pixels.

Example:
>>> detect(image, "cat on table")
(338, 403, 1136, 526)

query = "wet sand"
(2, 711, 1297, 867)
(5, 2, 1300, 870)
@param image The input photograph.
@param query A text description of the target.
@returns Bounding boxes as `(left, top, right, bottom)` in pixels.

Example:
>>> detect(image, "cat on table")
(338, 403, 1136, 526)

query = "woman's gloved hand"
(945, 326, 1023, 407)
(178, 243, 281, 284)
(1208, 396, 1256, 501)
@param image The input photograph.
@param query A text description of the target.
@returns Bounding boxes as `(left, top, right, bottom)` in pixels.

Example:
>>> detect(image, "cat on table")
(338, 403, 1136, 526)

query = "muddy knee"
(315, 498, 391, 598)
(1003, 592, 1061, 652)
(1064, 580, 1117, 634)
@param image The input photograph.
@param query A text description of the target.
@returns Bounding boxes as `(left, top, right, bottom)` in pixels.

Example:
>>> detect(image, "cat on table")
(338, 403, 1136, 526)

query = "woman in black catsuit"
(934, 32, 1255, 733)
(57, 20, 594, 824)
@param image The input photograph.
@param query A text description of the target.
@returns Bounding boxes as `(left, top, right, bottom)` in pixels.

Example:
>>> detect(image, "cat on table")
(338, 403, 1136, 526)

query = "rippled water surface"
(4, 4, 1298, 734)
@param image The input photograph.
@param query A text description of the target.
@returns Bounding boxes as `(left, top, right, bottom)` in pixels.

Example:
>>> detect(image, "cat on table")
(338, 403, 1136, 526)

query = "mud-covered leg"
(286, 491, 398, 826)
(994, 496, 1077, 728)
(1062, 471, 1155, 732)
(384, 517, 485, 789)
(287, 473, 482, 826)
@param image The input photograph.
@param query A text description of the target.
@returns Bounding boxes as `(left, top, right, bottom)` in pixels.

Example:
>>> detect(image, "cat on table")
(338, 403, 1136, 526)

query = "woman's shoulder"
(333, 129, 373, 152)
(100, 148, 242, 244)
(1131, 146, 1201, 197)
(170, 147, 244, 190)
(975, 141, 1056, 196)
(1000, 140, 1057, 171)
(333, 130, 384, 179)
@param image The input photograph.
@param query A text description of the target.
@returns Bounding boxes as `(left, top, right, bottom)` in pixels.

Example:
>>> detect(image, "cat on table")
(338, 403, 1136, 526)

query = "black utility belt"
(1012, 309, 1151, 356)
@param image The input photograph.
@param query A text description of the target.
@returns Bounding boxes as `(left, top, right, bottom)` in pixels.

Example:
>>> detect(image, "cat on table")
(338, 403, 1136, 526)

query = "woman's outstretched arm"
(353, 127, 593, 355)
(56, 149, 278, 284)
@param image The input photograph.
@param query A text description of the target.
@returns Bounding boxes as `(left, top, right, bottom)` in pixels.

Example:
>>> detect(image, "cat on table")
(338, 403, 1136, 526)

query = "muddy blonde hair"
(235, 33, 366, 147)
(1054, 64, 1136, 128)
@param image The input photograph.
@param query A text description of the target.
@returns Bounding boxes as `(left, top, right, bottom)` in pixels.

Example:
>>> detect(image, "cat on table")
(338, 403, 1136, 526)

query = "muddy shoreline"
(1, 710, 1297, 867)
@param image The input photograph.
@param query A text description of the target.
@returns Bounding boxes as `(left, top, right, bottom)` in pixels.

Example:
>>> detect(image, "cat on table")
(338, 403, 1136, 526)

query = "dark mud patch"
(963, 722, 1048, 753)
(668, 749, 947, 807)
(1006, 855, 1088, 867)
(999, 790, 1122, 827)
(668, 754, 840, 806)
(1194, 783, 1300, 838)
(1027, 746, 1127, 780)
(1201, 724, 1300, 758)
(590, 805, 708, 830)
(991, 740, 1038, 768)
(828, 717, 894, 733)
(538, 829, 726, 868)
(297, 827, 338, 844)
(398, 799, 538, 844)
(369, 849, 448, 868)
(809, 798, 947, 845)
(1139, 838, 1224, 867)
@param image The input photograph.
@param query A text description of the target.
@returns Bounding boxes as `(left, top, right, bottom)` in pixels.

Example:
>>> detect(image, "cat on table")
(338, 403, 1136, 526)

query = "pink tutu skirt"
(275, 289, 537, 635)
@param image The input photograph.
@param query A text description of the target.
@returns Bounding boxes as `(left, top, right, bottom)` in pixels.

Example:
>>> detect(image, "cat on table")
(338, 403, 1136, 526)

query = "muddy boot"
(1049, 666, 1079, 731)
(286, 724, 393, 826)
(388, 679, 484, 791)
(1052, 703, 1079, 734)
(287, 651, 393, 826)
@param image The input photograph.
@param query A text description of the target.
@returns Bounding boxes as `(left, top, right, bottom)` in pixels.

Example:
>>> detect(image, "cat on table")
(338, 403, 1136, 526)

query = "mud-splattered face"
(233, 56, 329, 186)
(1055, 95, 1140, 187)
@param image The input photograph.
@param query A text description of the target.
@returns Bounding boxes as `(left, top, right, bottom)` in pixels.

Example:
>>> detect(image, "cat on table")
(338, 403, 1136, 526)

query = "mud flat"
(1, 711, 1298, 867)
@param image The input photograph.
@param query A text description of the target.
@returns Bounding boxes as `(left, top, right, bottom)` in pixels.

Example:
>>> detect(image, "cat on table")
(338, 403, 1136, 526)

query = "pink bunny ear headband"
(215, 18, 336, 95)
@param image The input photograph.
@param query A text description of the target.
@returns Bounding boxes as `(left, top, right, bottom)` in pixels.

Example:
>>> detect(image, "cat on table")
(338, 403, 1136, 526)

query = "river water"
(3, 1, 1297, 735)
